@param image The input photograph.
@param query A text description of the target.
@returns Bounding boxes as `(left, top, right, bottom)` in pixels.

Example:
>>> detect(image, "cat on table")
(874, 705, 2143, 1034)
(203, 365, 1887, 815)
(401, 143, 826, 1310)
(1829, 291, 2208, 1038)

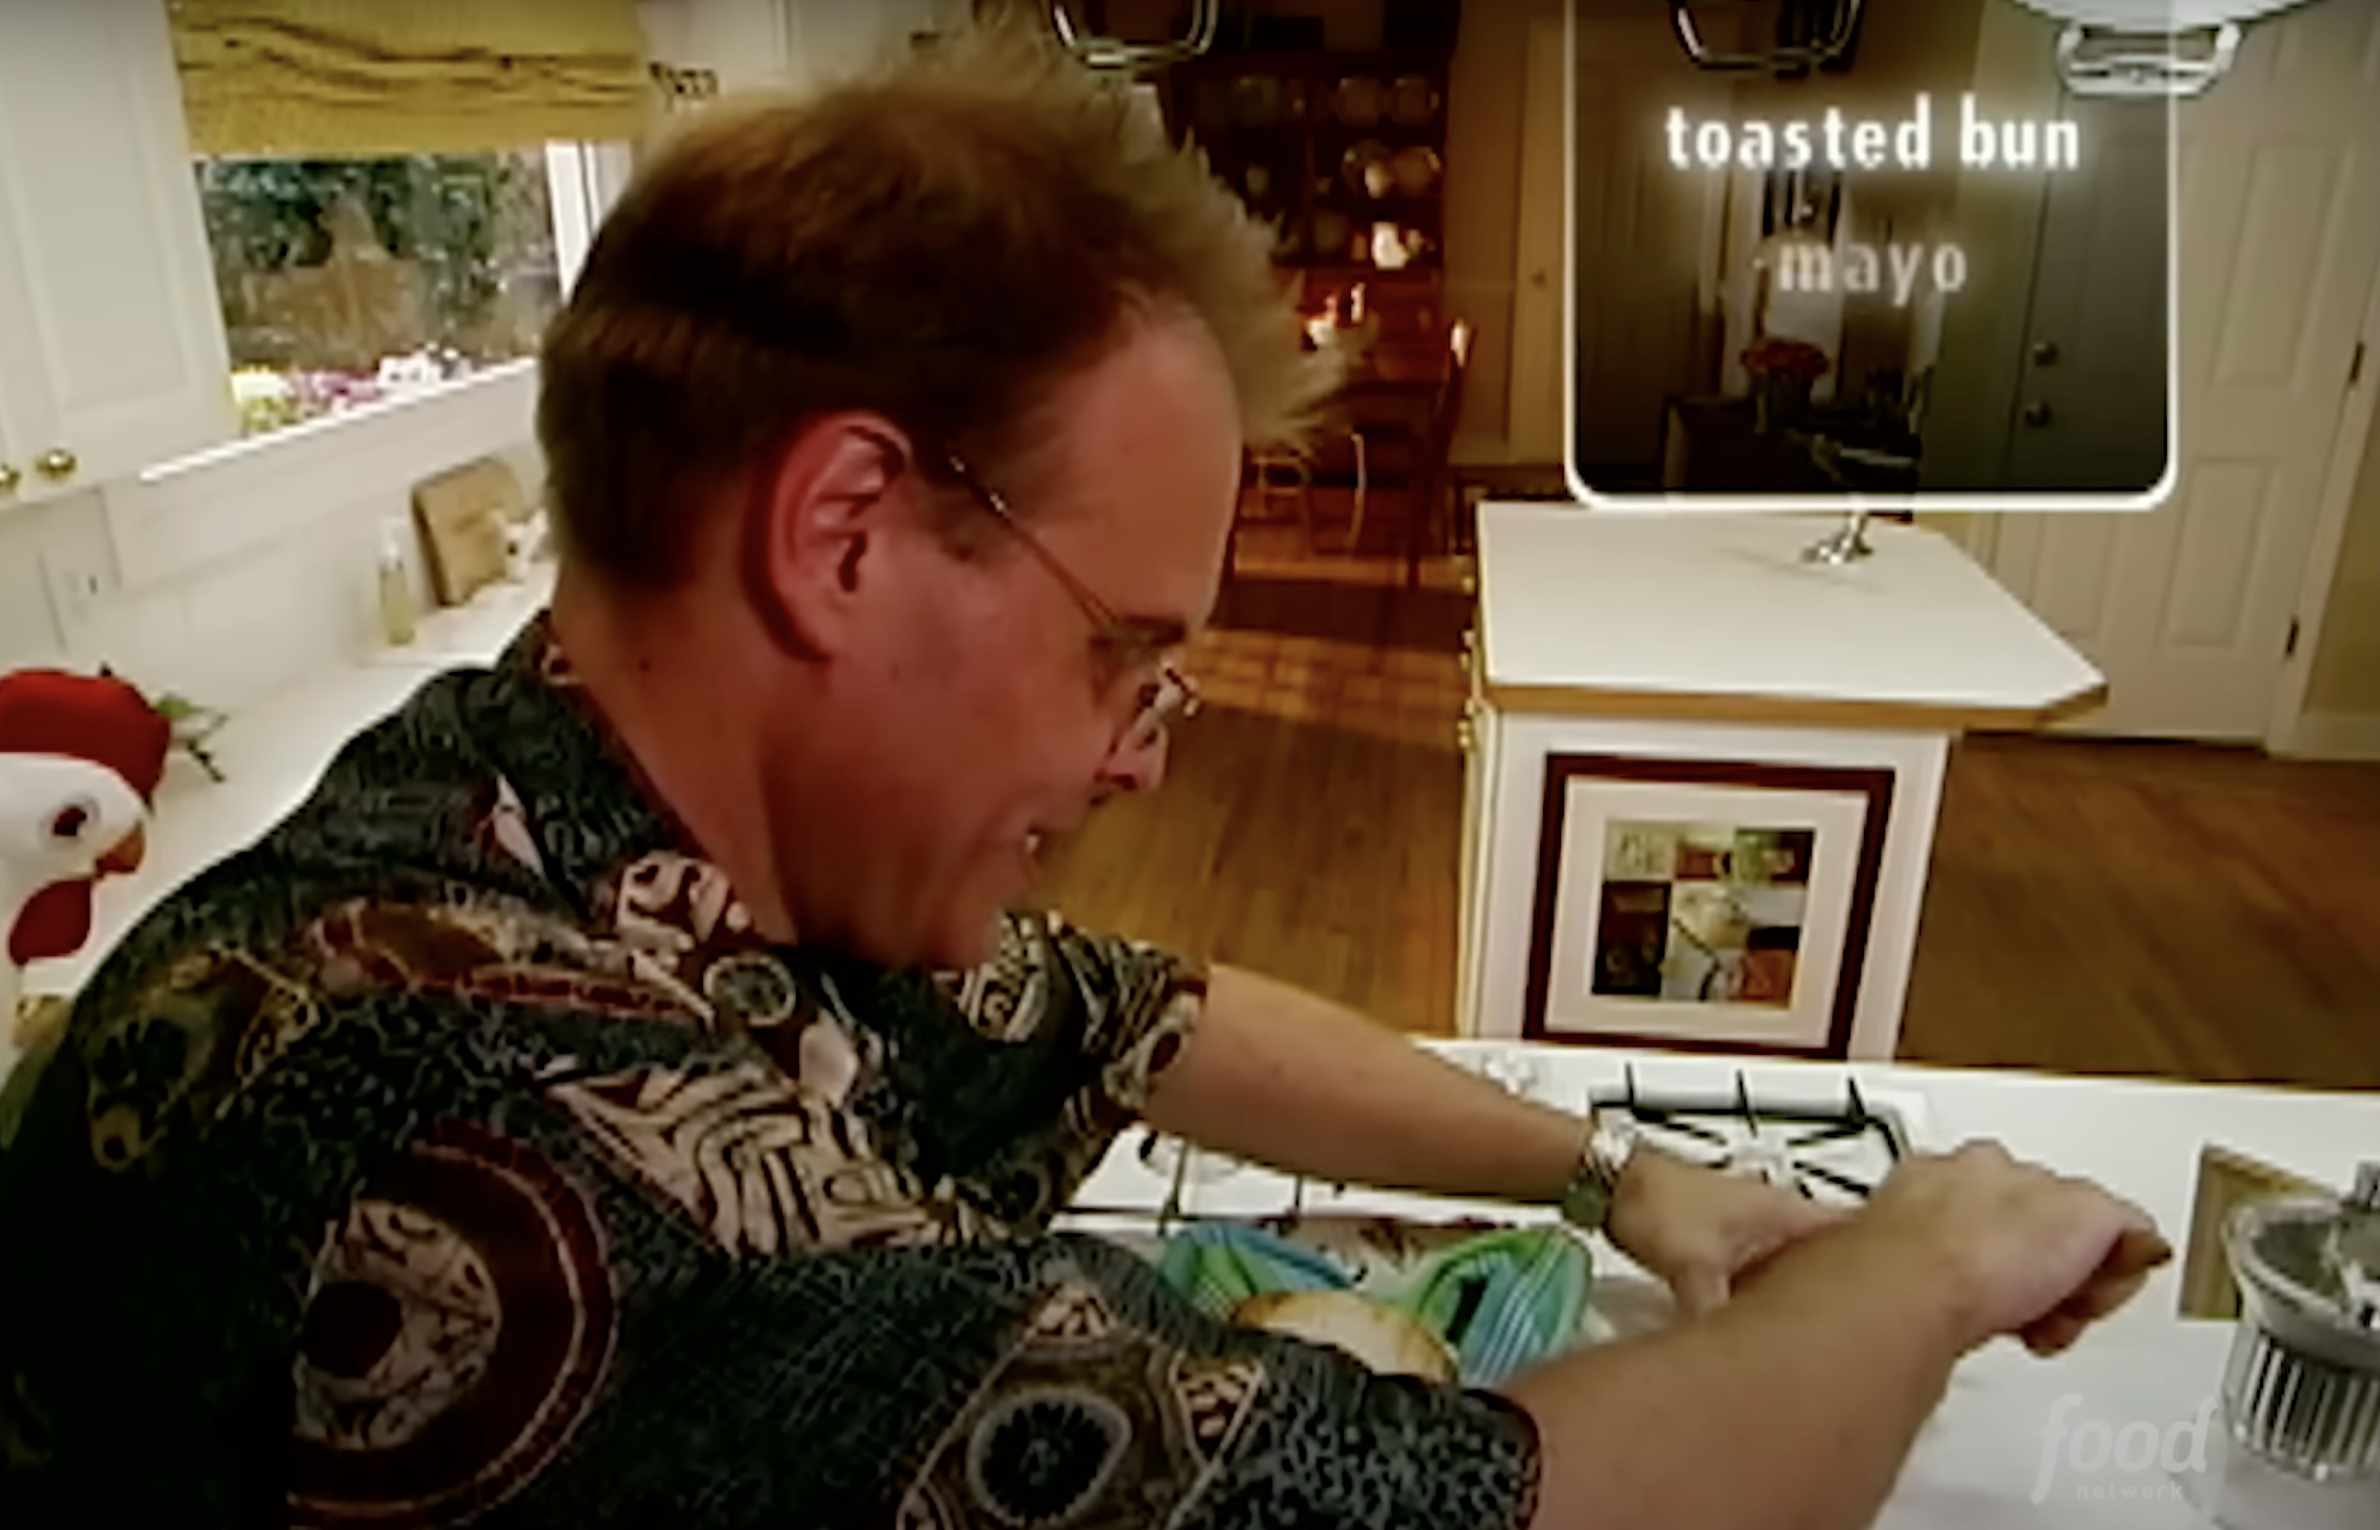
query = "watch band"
(1559, 1107, 1638, 1233)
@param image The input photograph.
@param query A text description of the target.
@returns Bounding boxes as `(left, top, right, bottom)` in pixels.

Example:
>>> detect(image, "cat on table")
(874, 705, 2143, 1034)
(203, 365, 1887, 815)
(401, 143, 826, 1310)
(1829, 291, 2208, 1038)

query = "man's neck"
(547, 562, 800, 942)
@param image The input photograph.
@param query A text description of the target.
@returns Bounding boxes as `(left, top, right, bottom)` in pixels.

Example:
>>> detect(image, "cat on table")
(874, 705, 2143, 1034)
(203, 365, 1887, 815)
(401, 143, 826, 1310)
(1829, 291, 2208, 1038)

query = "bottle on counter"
(377, 522, 418, 648)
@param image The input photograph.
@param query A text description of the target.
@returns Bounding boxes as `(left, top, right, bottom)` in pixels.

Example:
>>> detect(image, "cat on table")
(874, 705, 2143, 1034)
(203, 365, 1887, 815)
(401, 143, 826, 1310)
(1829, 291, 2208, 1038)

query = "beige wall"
(2306, 405, 2380, 718)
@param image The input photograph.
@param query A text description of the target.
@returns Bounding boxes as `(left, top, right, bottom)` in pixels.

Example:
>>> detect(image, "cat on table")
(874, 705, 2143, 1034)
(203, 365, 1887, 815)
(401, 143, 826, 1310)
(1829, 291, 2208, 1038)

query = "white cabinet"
(0, 0, 233, 512)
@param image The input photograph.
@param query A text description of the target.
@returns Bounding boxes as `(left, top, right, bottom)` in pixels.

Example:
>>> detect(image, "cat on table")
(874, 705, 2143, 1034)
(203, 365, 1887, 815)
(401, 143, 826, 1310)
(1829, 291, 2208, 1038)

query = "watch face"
(1562, 1112, 1635, 1231)
(1562, 1175, 1613, 1232)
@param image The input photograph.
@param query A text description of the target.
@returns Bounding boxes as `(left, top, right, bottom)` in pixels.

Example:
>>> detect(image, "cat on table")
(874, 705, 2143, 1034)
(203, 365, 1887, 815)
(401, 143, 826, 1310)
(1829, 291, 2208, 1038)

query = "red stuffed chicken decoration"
(0, 669, 171, 983)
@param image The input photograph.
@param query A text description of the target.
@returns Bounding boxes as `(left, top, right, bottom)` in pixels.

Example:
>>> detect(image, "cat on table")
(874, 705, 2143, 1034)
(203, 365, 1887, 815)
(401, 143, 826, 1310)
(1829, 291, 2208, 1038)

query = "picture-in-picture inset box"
(1565, 0, 2185, 511)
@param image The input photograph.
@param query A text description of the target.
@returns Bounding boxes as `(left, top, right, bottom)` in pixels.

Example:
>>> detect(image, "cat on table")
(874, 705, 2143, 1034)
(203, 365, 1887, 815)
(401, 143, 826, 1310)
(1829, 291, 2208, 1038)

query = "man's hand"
(1607, 1148, 1849, 1316)
(1503, 1142, 2169, 1530)
(1852, 1141, 2173, 1355)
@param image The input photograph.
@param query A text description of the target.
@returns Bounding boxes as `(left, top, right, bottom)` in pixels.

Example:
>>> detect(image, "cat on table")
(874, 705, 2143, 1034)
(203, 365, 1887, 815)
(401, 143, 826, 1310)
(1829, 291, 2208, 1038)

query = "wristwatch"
(1558, 1107, 1640, 1233)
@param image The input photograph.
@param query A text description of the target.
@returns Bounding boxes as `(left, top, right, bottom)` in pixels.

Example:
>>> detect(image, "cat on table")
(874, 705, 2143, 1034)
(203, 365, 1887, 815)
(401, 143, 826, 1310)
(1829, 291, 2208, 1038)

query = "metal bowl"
(2221, 1183, 2380, 1482)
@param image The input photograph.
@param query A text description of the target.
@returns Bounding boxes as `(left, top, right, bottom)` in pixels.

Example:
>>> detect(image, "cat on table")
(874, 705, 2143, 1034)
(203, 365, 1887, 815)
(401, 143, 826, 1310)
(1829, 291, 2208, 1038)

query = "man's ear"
(741, 416, 911, 659)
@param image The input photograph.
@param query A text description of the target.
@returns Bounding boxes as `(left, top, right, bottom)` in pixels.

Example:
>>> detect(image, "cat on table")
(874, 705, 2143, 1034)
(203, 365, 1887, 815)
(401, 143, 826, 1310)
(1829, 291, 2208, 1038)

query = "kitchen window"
(196, 149, 566, 436)
(163, 0, 651, 439)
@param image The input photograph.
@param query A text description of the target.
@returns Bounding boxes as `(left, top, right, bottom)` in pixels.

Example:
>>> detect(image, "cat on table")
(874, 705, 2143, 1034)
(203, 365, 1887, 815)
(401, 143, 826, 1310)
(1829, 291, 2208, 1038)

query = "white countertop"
(1079, 1040, 2380, 1330)
(1475, 507, 2105, 725)
(1072, 1040, 2380, 1529)
(20, 564, 554, 1000)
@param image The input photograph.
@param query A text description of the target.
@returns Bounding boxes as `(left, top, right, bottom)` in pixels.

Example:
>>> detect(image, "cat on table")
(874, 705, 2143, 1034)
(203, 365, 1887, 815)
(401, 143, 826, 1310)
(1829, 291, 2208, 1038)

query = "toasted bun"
(1232, 1291, 1457, 1382)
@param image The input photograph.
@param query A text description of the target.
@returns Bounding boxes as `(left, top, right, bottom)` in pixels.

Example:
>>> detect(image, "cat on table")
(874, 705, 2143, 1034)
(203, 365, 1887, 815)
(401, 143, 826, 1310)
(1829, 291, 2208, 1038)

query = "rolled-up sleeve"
(1014, 909, 1210, 1117)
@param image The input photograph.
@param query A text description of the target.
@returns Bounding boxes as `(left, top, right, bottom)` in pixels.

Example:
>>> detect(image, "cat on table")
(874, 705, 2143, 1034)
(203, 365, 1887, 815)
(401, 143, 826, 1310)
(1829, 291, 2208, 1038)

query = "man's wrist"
(1557, 1107, 1643, 1234)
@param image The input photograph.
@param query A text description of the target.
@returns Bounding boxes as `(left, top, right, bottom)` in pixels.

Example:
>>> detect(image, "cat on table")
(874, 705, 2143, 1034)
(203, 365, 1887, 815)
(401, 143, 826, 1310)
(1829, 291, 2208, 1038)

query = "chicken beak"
(96, 823, 146, 877)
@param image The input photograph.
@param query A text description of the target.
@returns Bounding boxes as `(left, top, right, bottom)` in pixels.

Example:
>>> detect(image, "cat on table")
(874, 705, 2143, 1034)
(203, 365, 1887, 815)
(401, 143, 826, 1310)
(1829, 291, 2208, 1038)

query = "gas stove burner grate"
(1070, 1064, 1920, 1236)
(1589, 1066, 1910, 1205)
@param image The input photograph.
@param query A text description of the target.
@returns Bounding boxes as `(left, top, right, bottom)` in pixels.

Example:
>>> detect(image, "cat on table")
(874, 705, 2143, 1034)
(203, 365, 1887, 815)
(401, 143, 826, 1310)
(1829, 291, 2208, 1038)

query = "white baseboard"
(2276, 710, 2380, 762)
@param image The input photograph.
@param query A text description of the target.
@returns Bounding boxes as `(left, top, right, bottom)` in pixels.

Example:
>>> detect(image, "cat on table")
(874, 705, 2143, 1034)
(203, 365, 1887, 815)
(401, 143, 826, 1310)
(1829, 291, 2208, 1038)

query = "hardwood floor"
(1034, 512, 2380, 1092)
(1900, 732, 2380, 1089)
(1039, 518, 1473, 1033)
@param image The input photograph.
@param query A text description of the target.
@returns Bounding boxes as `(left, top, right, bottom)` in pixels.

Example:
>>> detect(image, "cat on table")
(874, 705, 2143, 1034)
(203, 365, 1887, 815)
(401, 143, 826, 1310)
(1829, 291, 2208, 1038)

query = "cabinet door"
(0, 0, 232, 506)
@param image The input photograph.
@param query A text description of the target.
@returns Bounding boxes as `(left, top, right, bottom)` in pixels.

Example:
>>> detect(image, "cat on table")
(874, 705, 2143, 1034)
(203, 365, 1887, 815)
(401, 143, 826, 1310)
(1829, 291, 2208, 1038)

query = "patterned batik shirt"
(0, 617, 1540, 1529)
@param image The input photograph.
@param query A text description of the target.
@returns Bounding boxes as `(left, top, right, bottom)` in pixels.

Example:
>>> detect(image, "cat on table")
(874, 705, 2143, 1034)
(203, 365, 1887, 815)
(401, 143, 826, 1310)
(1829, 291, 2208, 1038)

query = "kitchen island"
(1457, 506, 2105, 1059)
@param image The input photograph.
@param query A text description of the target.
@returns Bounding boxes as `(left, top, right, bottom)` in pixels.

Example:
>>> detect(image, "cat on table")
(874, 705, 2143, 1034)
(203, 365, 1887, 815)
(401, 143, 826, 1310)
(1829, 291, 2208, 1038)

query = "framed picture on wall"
(1521, 754, 1894, 1058)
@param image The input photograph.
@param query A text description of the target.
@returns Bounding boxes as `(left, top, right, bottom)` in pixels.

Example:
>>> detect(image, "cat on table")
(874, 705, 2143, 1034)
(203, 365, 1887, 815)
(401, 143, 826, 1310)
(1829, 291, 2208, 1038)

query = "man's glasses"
(936, 451, 1200, 750)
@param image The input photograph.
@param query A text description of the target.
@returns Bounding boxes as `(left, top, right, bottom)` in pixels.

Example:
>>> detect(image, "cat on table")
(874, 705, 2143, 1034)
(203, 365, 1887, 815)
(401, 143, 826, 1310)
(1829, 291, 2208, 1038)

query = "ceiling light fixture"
(2009, 0, 2317, 96)
(1048, 0, 1218, 75)
(1669, 0, 1867, 74)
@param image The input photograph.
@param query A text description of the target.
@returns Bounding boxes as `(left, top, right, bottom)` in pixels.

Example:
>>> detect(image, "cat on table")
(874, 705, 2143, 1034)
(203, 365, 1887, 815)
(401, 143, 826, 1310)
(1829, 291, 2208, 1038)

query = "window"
(163, 0, 651, 439)
(196, 150, 566, 435)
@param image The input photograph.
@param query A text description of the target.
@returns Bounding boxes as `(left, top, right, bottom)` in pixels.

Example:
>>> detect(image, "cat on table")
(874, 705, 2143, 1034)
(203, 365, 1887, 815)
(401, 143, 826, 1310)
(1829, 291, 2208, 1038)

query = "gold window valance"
(169, 0, 652, 158)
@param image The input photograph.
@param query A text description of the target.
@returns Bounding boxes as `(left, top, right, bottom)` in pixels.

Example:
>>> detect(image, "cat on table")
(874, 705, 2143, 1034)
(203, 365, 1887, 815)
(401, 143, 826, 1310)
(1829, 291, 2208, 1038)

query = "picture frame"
(1521, 754, 1894, 1058)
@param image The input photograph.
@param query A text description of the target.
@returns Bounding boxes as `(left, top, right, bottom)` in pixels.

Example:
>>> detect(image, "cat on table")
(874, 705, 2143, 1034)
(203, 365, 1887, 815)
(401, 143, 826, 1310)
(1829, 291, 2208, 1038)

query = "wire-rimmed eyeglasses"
(936, 451, 1201, 750)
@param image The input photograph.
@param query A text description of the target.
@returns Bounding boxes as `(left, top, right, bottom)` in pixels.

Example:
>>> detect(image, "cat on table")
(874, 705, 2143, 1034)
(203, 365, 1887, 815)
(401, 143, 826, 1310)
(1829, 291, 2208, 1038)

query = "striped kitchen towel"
(1146, 1219, 1594, 1387)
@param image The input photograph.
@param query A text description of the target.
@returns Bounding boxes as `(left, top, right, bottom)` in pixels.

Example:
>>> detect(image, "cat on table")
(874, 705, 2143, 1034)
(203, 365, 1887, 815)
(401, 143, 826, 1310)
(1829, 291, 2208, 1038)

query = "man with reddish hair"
(0, 22, 2164, 1529)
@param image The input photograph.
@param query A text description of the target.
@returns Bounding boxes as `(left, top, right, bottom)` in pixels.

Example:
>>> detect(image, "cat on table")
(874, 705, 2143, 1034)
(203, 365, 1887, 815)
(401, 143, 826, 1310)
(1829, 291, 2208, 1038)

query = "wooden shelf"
(1163, 45, 1451, 281)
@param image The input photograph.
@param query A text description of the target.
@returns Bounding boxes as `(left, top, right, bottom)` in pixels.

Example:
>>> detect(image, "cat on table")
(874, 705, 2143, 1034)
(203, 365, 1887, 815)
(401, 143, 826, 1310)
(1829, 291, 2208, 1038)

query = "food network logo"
(2032, 1395, 2217, 1503)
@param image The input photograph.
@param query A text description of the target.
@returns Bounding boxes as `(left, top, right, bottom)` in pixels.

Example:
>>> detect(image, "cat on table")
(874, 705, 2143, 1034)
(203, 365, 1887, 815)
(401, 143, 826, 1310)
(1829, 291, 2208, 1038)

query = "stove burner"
(1590, 1067, 1909, 1205)
(1071, 1062, 1920, 1235)
(1136, 1133, 1244, 1184)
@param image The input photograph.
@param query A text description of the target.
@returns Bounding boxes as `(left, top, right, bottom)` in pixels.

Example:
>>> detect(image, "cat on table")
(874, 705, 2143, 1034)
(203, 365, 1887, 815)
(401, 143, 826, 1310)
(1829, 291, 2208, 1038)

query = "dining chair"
(1406, 318, 1474, 589)
(1343, 318, 1473, 588)
(1242, 444, 1320, 553)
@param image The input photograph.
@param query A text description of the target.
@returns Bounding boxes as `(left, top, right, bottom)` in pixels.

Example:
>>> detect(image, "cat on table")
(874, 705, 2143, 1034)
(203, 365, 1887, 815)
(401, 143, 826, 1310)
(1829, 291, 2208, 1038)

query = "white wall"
(640, 0, 964, 95)
(0, 485, 368, 717)
(784, 0, 959, 83)
(0, 410, 546, 717)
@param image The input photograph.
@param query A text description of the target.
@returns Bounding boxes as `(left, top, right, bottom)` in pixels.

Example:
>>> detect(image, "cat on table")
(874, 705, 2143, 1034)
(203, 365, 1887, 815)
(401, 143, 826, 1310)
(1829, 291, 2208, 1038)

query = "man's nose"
(1100, 725, 1170, 795)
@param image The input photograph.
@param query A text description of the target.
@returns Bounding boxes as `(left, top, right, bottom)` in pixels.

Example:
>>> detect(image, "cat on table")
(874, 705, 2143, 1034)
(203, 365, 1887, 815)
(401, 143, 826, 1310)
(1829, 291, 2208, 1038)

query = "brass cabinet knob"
(34, 447, 76, 480)
(0, 462, 19, 495)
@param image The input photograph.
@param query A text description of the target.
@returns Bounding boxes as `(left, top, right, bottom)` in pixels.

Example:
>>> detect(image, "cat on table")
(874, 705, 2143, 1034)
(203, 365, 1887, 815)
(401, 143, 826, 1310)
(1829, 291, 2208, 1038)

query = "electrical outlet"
(38, 544, 110, 658)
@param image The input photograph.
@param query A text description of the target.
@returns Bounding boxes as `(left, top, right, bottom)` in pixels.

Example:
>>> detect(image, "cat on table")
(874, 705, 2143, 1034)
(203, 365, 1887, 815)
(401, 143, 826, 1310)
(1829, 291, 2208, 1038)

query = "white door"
(0, 0, 232, 506)
(1980, 1, 2380, 741)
